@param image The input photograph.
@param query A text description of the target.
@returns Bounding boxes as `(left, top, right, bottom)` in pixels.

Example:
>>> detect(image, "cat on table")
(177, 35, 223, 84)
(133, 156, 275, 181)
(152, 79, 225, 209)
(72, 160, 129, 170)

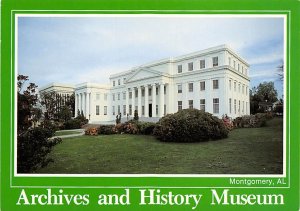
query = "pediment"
(126, 68, 164, 83)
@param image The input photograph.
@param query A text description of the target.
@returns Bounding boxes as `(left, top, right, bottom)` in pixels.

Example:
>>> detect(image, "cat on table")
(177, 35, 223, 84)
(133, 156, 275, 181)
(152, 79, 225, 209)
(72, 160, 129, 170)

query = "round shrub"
(153, 109, 228, 142)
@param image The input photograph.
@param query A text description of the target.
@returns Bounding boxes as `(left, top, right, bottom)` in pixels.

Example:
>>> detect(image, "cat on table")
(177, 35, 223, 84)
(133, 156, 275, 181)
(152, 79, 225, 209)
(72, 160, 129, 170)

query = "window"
(96, 93, 100, 100)
(213, 57, 218, 67)
(104, 106, 107, 115)
(129, 105, 132, 115)
(112, 106, 115, 115)
(113, 81, 115, 86)
(188, 83, 193, 92)
(188, 62, 193, 71)
(238, 64, 240, 71)
(200, 81, 205, 91)
(156, 105, 158, 115)
(135, 90, 138, 98)
(177, 84, 182, 93)
(123, 92, 126, 100)
(164, 105, 166, 115)
(178, 101, 182, 111)
(200, 59, 205, 69)
(135, 106, 138, 112)
(229, 98, 232, 114)
(117, 105, 120, 114)
(229, 80, 232, 90)
(156, 87, 158, 95)
(246, 102, 248, 114)
(233, 60, 236, 69)
(118, 79, 120, 85)
(129, 92, 132, 99)
(104, 94, 107, 101)
(200, 99, 205, 111)
(245, 69, 247, 76)
(234, 99, 237, 114)
(112, 94, 115, 101)
(123, 78, 126, 83)
(234, 82, 237, 91)
(177, 65, 182, 73)
(238, 101, 241, 113)
(96, 105, 100, 115)
(117, 93, 120, 100)
(242, 66, 244, 74)
(142, 89, 145, 97)
(213, 98, 219, 113)
(149, 88, 152, 96)
(242, 101, 244, 113)
(228, 57, 231, 66)
(213, 80, 219, 89)
(246, 86, 248, 95)
(164, 86, 166, 94)
(242, 85, 245, 94)
(123, 105, 126, 115)
(238, 84, 241, 93)
(188, 100, 193, 109)
(142, 106, 145, 115)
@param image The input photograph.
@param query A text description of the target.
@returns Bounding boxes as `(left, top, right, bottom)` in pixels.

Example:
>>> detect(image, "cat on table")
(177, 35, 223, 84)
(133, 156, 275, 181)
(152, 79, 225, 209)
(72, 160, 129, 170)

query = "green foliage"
(233, 113, 272, 128)
(133, 110, 139, 121)
(64, 119, 82, 129)
(98, 125, 117, 135)
(17, 127, 62, 173)
(153, 109, 228, 142)
(136, 122, 157, 135)
(58, 105, 72, 122)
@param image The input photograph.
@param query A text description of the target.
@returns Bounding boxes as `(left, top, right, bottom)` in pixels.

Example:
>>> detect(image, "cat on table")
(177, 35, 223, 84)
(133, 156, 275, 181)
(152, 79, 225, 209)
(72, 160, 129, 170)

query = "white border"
(11, 12, 289, 187)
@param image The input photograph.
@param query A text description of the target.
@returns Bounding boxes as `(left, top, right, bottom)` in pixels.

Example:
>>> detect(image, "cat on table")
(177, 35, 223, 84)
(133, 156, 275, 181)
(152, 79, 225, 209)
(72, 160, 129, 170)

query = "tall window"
(156, 105, 158, 115)
(188, 100, 193, 109)
(113, 81, 115, 86)
(117, 93, 120, 100)
(118, 79, 121, 85)
(149, 88, 152, 96)
(178, 84, 182, 93)
(142, 106, 145, 115)
(213, 80, 219, 89)
(213, 57, 218, 67)
(238, 84, 241, 93)
(156, 87, 158, 95)
(188, 83, 193, 92)
(188, 62, 193, 71)
(123, 78, 126, 83)
(177, 65, 182, 73)
(135, 90, 138, 98)
(233, 60, 236, 69)
(213, 98, 219, 113)
(123, 105, 126, 115)
(123, 92, 126, 100)
(96, 105, 100, 115)
(142, 89, 145, 97)
(234, 99, 237, 114)
(229, 98, 232, 114)
(112, 106, 115, 115)
(234, 82, 237, 91)
(238, 101, 240, 112)
(228, 57, 231, 66)
(112, 94, 115, 101)
(129, 105, 132, 115)
(104, 106, 107, 115)
(246, 86, 248, 95)
(117, 105, 120, 114)
(129, 92, 132, 99)
(238, 64, 240, 71)
(178, 101, 182, 111)
(200, 81, 205, 91)
(229, 80, 232, 90)
(200, 99, 205, 111)
(242, 85, 245, 94)
(200, 59, 205, 69)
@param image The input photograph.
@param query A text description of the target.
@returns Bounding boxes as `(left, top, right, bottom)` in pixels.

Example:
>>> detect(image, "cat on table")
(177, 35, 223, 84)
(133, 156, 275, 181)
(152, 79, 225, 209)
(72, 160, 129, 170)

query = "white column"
(145, 85, 149, 117)
(75, 94, 78, 117)
(138, 86, 142, 117)
(159, 83, 164, 117)
(86, 92, 90, 121)
(126, 89, 129, 116)
(152, 84, 156, 117)
(132, 88, 135, 115)
(79, 93, 82, 114)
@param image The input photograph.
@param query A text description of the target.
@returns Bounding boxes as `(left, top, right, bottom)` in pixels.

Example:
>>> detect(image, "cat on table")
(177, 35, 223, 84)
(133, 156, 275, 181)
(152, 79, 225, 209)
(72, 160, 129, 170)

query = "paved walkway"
(53, 129, 85, 139)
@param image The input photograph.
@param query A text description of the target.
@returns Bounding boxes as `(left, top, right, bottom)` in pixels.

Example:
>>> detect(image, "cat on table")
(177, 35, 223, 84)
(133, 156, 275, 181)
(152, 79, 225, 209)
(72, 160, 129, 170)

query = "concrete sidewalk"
(53, 129, 85, 139)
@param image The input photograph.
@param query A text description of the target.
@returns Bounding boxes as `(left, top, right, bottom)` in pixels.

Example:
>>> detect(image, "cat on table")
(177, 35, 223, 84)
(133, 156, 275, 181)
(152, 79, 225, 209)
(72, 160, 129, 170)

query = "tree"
(17, 75, 62, 173)
(250, 81, 278, 114)
(277, 63, 284, 81)
(58, 105, 72, 122)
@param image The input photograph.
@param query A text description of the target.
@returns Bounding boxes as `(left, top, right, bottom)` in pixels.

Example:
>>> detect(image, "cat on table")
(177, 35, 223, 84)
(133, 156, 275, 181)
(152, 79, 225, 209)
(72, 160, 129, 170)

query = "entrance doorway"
(149, 104, 152, 117)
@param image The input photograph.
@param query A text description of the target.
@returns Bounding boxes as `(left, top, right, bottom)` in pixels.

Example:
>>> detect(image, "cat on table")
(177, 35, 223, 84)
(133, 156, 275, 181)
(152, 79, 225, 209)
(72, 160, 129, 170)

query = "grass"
(37, 117, 283, 174)
(54, 130, 82, 136)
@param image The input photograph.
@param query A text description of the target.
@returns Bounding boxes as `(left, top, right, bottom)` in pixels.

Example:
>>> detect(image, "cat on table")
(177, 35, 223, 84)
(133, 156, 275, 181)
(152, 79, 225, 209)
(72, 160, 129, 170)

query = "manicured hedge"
(153, 109, 229, 142)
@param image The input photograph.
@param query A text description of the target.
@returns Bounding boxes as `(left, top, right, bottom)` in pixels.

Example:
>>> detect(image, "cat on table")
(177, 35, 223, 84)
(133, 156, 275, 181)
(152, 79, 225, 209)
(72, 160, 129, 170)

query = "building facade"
(42, 45, 250, 123)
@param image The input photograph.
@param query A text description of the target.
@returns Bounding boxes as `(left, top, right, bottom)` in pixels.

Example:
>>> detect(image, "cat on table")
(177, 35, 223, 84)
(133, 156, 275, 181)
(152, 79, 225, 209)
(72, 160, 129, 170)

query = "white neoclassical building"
(42, 45, 250, 123)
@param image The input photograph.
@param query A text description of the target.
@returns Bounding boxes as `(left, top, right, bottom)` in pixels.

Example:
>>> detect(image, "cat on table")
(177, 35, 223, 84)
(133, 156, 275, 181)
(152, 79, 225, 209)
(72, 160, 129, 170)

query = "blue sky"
(18, 15, 284, 98)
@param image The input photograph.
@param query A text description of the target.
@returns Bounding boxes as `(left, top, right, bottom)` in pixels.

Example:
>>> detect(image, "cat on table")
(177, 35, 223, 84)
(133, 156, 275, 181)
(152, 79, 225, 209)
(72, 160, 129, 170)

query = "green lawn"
(54, 130, 82, 136)
(38, 117, 283, 174)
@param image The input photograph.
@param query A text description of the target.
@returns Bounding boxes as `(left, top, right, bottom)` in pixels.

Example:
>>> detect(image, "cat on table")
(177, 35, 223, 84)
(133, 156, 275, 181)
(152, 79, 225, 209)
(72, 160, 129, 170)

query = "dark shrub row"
(153, 109, 228, 142)
(233, 113, 272, 128)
